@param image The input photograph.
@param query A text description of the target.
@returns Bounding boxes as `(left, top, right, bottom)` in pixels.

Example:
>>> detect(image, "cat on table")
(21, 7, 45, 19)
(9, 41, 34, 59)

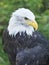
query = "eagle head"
(8, 8, 38, 36)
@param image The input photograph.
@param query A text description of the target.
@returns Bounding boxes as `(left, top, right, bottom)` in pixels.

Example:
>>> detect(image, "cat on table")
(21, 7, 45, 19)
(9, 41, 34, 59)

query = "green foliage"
(0, 37, 9, 65)
(42, 0, 49, 10)
(0, 0, 49, 65)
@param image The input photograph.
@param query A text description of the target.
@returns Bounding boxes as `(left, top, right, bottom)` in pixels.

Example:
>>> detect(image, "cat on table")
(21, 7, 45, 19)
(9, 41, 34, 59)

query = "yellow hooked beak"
(26, 20, 38, 30)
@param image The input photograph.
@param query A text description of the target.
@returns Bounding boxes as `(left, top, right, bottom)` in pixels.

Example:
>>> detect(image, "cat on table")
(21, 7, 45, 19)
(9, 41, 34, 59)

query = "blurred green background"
(0, 0, 49, 65)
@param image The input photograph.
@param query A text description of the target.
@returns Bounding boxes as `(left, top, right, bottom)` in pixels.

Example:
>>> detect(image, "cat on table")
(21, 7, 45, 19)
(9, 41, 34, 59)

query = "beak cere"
(26, 20, 38, 30)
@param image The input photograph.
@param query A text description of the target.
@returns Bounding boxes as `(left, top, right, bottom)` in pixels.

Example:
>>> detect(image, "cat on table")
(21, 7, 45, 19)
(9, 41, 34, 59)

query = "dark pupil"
(24, 17, 28, 20)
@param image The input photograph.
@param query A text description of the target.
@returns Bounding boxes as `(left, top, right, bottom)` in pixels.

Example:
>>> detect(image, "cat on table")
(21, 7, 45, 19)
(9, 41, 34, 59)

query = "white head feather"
(12, 8, 35, 21)
(8, 8, 36, 36)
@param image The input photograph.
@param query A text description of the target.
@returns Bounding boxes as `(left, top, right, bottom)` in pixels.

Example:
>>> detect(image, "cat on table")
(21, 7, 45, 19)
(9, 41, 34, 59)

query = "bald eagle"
(2, 8, 49, 65)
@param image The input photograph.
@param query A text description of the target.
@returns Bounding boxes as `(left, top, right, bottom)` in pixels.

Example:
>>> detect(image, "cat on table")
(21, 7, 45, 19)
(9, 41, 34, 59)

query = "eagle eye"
(24, 17, 28, 20)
